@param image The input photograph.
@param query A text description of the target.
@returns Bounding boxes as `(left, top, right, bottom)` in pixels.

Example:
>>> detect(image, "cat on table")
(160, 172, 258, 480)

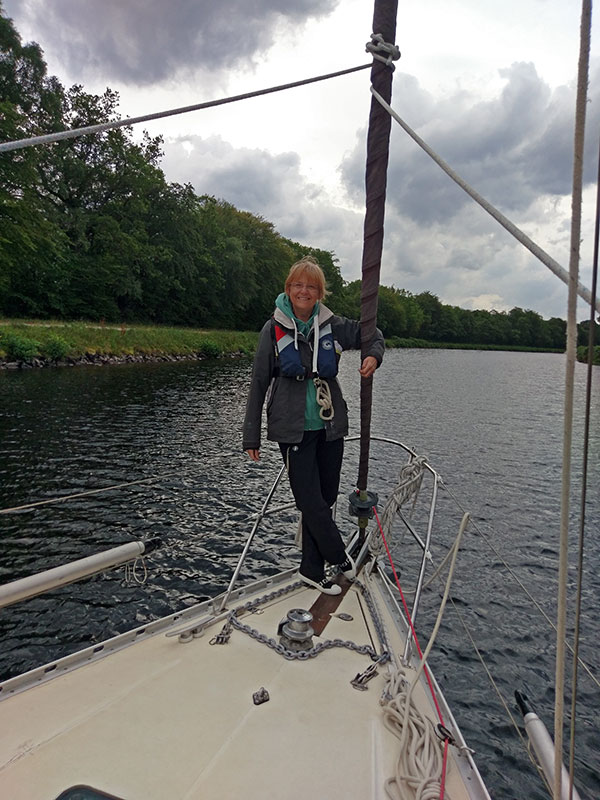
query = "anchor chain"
(211, 578, 392, 663)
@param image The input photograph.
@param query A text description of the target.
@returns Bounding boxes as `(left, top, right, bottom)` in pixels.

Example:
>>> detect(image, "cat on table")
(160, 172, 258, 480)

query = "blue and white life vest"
(274, 320, 338, 379)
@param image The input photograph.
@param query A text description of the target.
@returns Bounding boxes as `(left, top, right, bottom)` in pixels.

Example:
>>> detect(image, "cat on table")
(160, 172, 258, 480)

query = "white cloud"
(160, 134, 363, 261)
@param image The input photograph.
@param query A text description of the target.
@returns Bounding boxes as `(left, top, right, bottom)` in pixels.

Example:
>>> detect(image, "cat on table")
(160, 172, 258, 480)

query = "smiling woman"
(242, 254, 384, 594)
(286, 260, 324, 321)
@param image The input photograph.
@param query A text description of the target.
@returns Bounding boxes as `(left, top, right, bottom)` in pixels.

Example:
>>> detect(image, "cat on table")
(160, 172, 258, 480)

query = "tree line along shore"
(0, 319, 597, 370)
(2, 10, 598, 369)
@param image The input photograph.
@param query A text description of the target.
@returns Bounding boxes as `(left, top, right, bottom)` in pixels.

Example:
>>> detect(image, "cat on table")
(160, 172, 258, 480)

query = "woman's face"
(288, 273, 320, 320)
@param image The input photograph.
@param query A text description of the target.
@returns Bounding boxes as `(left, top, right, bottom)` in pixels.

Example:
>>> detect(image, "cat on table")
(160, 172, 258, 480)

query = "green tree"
(414, 291, 442, 340)
(0, 9, 69, 316)
(577, 319, 599, 348)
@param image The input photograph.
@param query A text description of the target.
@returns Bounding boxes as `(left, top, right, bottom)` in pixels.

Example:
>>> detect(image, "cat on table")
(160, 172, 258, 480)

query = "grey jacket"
(242, 303, 384, 449)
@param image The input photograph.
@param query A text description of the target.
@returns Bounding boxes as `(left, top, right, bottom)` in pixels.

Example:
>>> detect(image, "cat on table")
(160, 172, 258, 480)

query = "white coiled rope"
(370, 456, 428, 556)
(381, 512, 470, 800)
(382, 665, 446, 800)
(314, 376, 334, 420)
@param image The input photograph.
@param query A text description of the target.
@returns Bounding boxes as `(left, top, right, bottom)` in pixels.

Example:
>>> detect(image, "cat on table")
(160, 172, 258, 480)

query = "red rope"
(372, 506, 450, 799)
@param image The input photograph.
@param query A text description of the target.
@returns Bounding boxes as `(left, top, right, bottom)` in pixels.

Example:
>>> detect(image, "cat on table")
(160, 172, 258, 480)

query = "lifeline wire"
(379, 457, 592, 796)
(440, 480, 599, 692)
(369, 87, 600, 316)
(447, 596, 548, 792)
(373, 508, 469, 800)
(0, 64, 371, 153)
(0, 450, 264, 516)
(0, 469, 194, 514)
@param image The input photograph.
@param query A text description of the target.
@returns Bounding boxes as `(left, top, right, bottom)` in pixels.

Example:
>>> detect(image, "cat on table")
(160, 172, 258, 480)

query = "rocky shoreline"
(0, 350, 247, 370)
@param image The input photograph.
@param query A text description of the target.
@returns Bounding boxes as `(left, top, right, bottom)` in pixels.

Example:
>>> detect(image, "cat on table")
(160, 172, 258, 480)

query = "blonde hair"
(284, 255, 327, 300)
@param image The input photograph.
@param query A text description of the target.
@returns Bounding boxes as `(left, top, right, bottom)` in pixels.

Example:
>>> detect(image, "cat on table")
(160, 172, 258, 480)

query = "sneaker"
(336, 554, 356, 580)
(299, 572, 342, 595)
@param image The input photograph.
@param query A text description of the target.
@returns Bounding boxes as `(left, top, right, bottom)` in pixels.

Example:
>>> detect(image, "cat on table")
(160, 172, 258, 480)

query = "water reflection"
(0, 351, 598, 799)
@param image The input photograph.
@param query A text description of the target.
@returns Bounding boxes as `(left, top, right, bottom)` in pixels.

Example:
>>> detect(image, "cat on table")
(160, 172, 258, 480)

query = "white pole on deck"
(0, 541, 147, 608)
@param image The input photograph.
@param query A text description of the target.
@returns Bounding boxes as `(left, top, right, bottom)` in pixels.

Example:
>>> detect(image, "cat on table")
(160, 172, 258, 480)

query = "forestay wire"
(0, 64, 371, 153)
(369, 88, 600, 316)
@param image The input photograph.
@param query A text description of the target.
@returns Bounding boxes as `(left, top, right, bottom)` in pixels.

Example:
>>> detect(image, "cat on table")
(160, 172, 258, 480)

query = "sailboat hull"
(0, 566, 489, 799)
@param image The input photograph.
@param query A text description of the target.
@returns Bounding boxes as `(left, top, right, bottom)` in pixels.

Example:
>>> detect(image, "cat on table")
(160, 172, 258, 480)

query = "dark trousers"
(279, 429, 346, 579)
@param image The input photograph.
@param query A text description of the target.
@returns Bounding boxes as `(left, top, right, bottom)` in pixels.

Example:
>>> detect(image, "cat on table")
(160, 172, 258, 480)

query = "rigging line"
(0, 450, 276, 516)
(369, 87, 600, 316)
(440, 481, 600, 691)
(0, 63, 372, 154)
(373, 505, 445, 725)
(408, 510, 551, 795)
(447, 596, 547, 787)
(569, 128, 600, 792)
(0, 468, 201, 514)
(556, 3, 591, 798)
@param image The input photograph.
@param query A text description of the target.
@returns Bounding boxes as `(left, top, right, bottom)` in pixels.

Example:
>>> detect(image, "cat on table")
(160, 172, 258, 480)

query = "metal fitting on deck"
(348, 489, 379, 519)
(277, 608, 314, 652)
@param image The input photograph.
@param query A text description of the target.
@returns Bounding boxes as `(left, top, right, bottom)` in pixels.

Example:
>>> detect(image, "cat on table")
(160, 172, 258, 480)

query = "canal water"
(0, 349, 598, 798)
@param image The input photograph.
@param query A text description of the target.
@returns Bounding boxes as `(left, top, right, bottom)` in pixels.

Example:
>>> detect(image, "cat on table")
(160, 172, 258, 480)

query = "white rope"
(314, 376, 334, 420)
(371, 456, 428, 555)
(124, 557, 148, 585)
(555, 3, 592, 797)
(369, 87, 600, 316)
(382, 666, 447, 800)
(381, 513, 469, 800)
(366, 32, 401, 68)
(309, 312, 334, 420)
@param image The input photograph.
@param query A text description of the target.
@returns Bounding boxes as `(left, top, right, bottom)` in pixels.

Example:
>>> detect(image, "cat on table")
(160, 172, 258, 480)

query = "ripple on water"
(0, 353, 598, 798)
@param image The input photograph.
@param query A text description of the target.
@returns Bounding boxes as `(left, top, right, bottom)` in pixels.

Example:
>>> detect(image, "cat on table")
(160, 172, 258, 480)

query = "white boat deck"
(0, 571, 489, 800)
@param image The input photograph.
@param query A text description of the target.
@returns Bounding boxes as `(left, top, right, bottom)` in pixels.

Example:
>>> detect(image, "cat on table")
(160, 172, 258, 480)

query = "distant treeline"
(1, 8, 596, 352)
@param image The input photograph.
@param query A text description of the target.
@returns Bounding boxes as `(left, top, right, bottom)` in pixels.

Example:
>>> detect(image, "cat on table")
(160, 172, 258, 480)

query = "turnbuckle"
(209, 621, 233, 645)
(351, 662, 379, 691)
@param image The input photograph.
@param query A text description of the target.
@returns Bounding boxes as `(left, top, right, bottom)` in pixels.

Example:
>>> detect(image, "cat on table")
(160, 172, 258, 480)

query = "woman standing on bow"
(242, 255, 384, 595)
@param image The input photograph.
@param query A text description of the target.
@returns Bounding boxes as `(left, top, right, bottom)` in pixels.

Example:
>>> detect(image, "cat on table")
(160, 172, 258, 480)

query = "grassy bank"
(0, 319, 571, 367)
(0, 320, 259, 363)
(386, 335, 564, 354)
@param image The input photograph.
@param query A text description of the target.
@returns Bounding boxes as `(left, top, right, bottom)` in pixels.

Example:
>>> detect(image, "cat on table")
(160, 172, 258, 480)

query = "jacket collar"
(273, 303, 333, 332)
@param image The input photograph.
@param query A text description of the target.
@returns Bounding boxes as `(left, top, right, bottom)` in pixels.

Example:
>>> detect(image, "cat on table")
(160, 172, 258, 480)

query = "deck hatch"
(55, 786, 125, 800)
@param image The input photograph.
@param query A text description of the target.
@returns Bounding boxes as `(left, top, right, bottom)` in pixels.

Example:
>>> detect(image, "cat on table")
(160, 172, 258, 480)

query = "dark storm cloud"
(11, 0, 339, 85)
(161, 137, 307, 219)
(159, 135, 359, 255)
(342, 62, 600, 226)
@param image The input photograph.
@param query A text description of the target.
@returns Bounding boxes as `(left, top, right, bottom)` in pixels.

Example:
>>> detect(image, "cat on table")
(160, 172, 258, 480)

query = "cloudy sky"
(5, 0, 600, 320)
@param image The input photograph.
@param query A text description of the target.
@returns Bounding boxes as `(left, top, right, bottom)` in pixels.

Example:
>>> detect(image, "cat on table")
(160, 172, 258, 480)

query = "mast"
(358, 0, 399, 491)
